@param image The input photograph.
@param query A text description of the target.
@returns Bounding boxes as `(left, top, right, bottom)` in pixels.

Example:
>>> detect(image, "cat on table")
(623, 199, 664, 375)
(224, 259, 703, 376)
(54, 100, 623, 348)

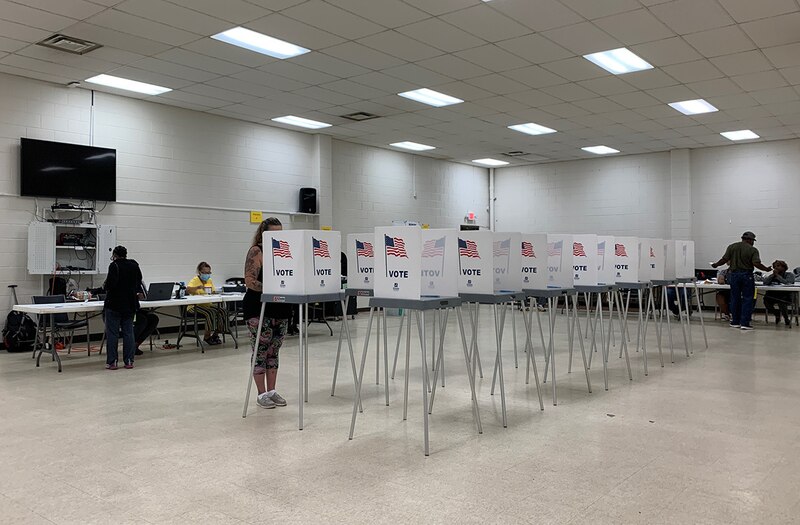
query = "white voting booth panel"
(262, 230, 341, 294)
(346, 233, 375, 289)
(493, 232, 521, 292)
(518, 233, 547, 290)
(664, 239, 696, 280)
(421, 229, 459, 296)
(614, 236, 639, 283)
(639, 238, 665, 282)
(458, 230, 494, 294)
(572, 234, 599, 286)
(374, 227, 422, 300)
(597, 235, 615, 285)
(547, 234, 573, 288)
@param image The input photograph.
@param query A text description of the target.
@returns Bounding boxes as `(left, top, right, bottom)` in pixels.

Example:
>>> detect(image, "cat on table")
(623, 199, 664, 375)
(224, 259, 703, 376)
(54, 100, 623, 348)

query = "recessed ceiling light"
(508, 122, 557, 136)
(582, 146, 620, 155)
(271, 115, 331, 129)
(668, 99, 718, 115)
(472, 158, 509, 167)
(720, 130, 759, 141)
(584, 48, 653, 75)
(390, 141, 436, 151)
(85, 74, 171, 95)
(398, 88, 463, 107)
(212, 27, 309, 59)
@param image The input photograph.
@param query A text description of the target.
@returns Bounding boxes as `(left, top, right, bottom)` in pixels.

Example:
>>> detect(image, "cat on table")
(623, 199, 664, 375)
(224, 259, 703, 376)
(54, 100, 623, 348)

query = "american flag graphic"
(548, 240, 563, 257)
(355, 240, 373, 257)
(385, 235, 408, 258)
(458, 238, 480, 258)
(649, 247, 655, 258)
(521, 241, 536, 258)
(271, 238, 292, 259)
(615, 243, 628, 257)
(598, 241, 606, 257)
(573, 242, 587, 257)
(422, 237, 446, 258)
(493, 239, 510, 257)
(312, 238, 330, 258)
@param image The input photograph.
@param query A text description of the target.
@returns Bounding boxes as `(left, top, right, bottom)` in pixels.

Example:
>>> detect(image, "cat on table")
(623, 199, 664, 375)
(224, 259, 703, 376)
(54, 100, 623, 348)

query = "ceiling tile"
(181, 38, 275, 68)
(505, 89, 563, 107)
(246, 13, 346, 50)
(287, 85, 359, 105)
(320, 79, 386, 99)
(558, 0, 641, 20)
(440, 5, 531, 42)
(473, 95, 529, 113)
(572, 97, 626, 113)
(577, 76, 638, 96)
(606, 91, 661, 108)
(165, 0, 271, 24)
(731, 70, 788, 91)
(540, 82, 596, 102)
(430, 81, 495, 101)
(282, 0, 385, 40)
(0, 54, 96, 81)
(16, 44, 121, 73)
(0, 0, 76, 32)
(156, 48, 248, 76)
(646, 84, 699, 103)
(382, 63, 453, 86)
(540, 57, 606, 81)
(710, 51, 773, 76)
(60, 22, 171, 55)
(401, 0, 479, 17)
(230, 68, 310, 91)
(685, 78, 744, 97)
(357, 31, 443, 62)
(326, 0, 429, 27)
(649, 0, 734, 35)
(741, 13, 800, 48)
(711, 93, 758, 109)
(416, 54, 491, 80)
(491, 0, 583, 32)
(455, 44, 529, 72)
(763, 43, 800, 68)
(464, 74, 530, 95)
(85, 9, 200, 46)
(503, 65, 567, 88)
(396, 18, 486, 53)
(20, 0, 106, 19)
(782, 66, 800, 85)
(258, 61, 339, 85)
(204, 76, 282, 98)
(104, 65, 194, 89)
(593, 9, 674, 46)
(750, 86, 799, 105)
(662, 59, 724, 83)
(181, 83, 254, 103)
(0, 36, 27, 53)
(291, 52, 371, 78)
(630, 37, 702, 66)
(622, 69, 679, 89)
(130, 57, 219, 83)
(717, 0, 798, 23)
(349, 71, 418, 92)
(540, 102, 591, 118)
(115, 0, 230, 35)
(542, 22, 621, 55)
(323, 42, 405, 71)
(495, 33, 573, 64)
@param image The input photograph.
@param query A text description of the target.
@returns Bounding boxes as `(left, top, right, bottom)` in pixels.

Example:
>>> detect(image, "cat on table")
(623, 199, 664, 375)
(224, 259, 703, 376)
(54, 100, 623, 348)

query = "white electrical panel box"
(27, 222, 56, 274)
(27, 221, 117, 276)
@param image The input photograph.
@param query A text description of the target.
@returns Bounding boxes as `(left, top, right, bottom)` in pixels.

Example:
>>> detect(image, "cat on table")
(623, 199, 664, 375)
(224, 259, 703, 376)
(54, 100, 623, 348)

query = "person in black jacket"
(104, 245, 142, 370)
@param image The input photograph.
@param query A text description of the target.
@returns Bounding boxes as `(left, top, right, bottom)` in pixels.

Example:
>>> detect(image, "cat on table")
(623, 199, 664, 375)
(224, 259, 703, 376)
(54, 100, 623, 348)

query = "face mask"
(199, 273, 211, 282)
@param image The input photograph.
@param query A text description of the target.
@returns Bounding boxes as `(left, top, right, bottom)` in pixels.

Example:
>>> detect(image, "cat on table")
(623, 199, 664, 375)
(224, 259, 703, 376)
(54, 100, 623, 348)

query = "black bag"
(2, 310, 37, 353)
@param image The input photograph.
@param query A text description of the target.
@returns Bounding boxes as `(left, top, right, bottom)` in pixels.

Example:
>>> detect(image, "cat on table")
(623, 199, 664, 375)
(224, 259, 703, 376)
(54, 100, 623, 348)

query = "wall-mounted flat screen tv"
(20, 138, 116, 202)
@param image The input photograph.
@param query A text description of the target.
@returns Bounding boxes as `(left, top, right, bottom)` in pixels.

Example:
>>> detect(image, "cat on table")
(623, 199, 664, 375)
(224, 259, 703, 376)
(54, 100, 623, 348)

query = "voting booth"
(346, 234, 375, 289)
(421, 229, 459, 296)
(374, 227, 422, 300)
(613, 236, 639, 283)
(457, 230, 494, 294)
(518, 233, 547, 290)
(665, 240, 695, 280)
(546, 234, 573, 288)
(597, 235, 615, 285)
(262, 230, 341, 294)
(493, 232, 522, 292)
(572, 234, 599, 286)
(639, 238, 665, 282)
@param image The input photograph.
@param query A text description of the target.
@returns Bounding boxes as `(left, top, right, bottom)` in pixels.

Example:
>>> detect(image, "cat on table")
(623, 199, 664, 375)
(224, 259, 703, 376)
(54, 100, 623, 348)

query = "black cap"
(741, 231, 756, 241)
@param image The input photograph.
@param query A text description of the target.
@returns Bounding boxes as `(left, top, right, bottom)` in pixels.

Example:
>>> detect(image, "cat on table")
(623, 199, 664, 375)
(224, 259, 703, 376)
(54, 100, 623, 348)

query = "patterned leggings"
(190, 305, 227, 333)
(248, 317, 287, 373)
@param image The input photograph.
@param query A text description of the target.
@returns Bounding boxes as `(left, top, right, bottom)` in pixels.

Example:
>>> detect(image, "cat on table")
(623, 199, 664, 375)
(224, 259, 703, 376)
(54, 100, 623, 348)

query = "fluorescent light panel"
(720, 130, 759, 141)
(85, 74, 171, 95)
(472, 158, 509, 167)
(583, 48, 653, 75)
(508, 122, 557, 136)
(390, 141, 435, 151)
(271, 115, 331, 129)
(212, 27, 309, 59)
(398, 88, 463, 107)
(669, 99, 718, 115)
(582, 146, 620, 155)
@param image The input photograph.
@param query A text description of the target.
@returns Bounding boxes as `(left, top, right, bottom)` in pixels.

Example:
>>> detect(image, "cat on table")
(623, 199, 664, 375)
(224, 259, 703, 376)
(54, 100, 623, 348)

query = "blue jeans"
(105, 310, 135, 365)
(728, 270, 755, 327)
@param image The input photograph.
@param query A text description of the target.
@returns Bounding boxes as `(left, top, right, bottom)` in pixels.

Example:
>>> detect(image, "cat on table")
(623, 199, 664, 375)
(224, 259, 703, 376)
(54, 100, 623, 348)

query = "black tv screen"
(20, 138, 116, 201)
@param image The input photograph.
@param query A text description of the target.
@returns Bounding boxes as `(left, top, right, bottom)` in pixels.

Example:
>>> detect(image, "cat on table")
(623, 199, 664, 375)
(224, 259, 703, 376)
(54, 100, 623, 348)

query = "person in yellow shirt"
(186, 261, 227, 345)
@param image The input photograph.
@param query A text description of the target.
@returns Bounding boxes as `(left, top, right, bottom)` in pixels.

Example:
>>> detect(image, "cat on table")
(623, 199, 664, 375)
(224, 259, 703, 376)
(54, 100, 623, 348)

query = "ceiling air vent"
(37, 34, 102, 55)
(502, 151, 529, 157)
(341, 111, 379, 122)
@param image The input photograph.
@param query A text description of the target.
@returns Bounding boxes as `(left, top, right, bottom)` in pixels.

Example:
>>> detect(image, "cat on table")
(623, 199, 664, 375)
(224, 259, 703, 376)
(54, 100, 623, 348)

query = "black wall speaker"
(299, 187, 317, 214)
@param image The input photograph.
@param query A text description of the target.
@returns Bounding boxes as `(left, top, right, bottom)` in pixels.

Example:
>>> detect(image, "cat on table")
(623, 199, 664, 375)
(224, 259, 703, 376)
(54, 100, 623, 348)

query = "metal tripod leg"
(522, 302, 544, 410)
(571, 293, 592, 393)
(349, 307, 376, 439)
(693, 282, 708, 349)
(390, 311, 405, 379)
(242, 303, 266, 418)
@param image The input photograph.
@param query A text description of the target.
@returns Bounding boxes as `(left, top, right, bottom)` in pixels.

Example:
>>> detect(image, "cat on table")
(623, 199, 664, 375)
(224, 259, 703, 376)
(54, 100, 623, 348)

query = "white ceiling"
(3, 0, 800, 165)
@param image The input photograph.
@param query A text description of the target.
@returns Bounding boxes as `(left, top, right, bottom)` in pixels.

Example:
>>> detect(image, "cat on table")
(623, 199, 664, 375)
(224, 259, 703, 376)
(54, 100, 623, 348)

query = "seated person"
(716, 268, 731, 321)
(186, 262, 227, 345)
(763, 260, 795, 327)
(666, 286, 691, 318)
(134, 282, 159, 355)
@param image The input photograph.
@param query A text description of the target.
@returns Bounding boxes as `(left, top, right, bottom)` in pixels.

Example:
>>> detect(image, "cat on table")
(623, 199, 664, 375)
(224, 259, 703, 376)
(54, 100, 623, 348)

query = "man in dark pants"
(712, 231, 772, 331)
(104, 246, 142, 369)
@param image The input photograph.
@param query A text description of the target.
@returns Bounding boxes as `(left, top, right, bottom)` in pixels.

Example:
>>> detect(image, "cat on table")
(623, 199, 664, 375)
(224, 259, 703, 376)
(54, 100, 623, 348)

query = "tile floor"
(1, 308, 799, 524)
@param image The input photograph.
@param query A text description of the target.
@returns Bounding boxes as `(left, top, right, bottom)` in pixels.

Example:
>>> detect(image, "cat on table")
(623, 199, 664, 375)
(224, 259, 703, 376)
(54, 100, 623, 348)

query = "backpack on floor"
(2, 310, 37, 353)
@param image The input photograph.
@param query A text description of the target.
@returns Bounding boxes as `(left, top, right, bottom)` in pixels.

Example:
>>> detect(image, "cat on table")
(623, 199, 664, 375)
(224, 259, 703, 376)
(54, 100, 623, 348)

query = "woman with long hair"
(243, 217, 292, 408)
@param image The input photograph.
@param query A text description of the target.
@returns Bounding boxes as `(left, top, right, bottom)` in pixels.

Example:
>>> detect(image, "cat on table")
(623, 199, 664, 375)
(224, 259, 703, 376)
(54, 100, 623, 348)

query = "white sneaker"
(740, 325, 754, 331)
(729, 323, 740, 328)
(257, 393, 276, 409)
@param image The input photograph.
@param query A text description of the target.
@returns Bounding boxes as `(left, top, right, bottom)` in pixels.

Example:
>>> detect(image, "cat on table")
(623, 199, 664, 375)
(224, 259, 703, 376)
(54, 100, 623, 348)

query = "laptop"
(145, 282, 175, 301)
